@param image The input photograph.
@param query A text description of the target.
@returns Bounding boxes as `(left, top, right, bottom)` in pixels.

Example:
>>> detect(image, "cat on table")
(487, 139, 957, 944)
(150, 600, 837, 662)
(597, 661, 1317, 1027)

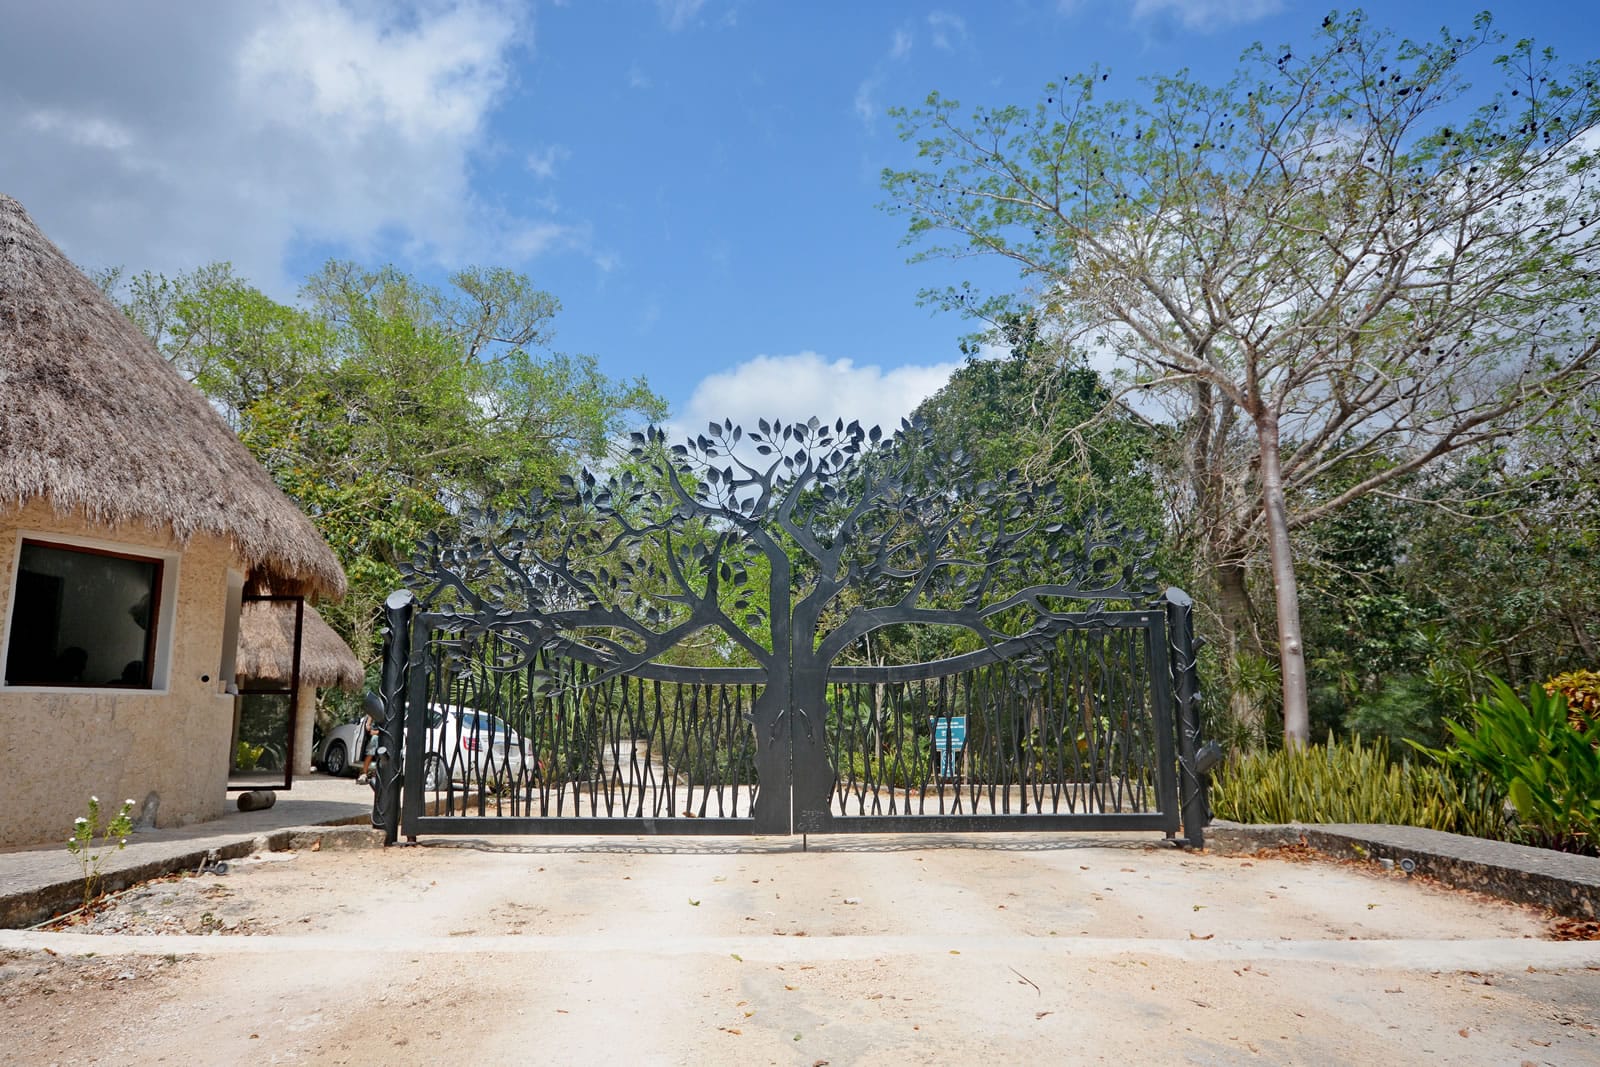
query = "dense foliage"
(102, 261, 666, 677)
(883, 10, 1600, 744)
(1210, 736, 1504, 840)
(1421, 680, 1600, 856)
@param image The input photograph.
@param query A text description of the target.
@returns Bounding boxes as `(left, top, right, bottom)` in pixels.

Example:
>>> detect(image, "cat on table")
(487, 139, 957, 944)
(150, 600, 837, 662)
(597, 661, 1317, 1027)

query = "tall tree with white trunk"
(883, 11, 1600, 745)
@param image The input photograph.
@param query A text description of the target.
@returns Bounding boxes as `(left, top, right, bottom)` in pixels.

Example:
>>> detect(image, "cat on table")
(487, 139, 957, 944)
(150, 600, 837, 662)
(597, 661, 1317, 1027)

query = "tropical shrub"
(1544, 669, 1600, 732)
(1423, 679, 1600, 855)
(1210, 735, 1504, 838)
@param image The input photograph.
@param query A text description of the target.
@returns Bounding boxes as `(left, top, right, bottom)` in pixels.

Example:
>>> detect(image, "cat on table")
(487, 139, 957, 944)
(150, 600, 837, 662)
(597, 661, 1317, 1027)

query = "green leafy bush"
(1423, 679, 1600, 855)
(1342, 674, 1453, 750)
(1211, 735, 1504, 838)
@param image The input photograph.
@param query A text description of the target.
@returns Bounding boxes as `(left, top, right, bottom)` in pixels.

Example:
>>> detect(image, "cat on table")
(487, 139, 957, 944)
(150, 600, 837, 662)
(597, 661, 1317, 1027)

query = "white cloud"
(1129, 0, 1282, 31)
(926, 11, 967, 52)
(0, 2, 602, 293)
(854, 76, 885, 128)
(674, 352, 961, 443)
(656, 0, 707, 31)
(25, 109, 135, 151)
(628, 63, 654, 90)
(525, 143, 571, 180)
(856, 24, 918, 131)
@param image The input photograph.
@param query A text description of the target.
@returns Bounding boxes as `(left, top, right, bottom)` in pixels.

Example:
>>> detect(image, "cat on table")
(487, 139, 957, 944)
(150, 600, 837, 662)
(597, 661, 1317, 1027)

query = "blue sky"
(2, 1, 1593, 437)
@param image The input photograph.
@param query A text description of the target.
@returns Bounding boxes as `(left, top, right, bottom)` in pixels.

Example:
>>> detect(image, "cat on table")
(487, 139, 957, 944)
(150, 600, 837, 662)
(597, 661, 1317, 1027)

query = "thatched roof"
(237, 601, 364, 691)
(0, 194, 345, 597)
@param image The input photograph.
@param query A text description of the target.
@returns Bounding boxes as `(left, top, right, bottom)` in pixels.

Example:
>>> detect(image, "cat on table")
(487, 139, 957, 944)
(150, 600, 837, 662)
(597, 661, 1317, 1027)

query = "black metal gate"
(371, 419, 1210, 845)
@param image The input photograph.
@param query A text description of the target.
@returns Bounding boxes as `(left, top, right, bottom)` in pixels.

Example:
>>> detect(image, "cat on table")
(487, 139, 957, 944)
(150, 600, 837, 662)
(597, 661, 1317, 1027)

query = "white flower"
(74, 817, 88, 825)
(124, 799, 136, 807)
(119, 838, 128, 846)
(90, 795, 99, 804)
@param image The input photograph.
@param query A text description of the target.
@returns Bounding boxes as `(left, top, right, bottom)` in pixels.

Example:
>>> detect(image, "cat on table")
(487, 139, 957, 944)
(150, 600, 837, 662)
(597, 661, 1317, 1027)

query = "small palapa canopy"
(0, 193, 346, 598)
(236, 601, 364, 691)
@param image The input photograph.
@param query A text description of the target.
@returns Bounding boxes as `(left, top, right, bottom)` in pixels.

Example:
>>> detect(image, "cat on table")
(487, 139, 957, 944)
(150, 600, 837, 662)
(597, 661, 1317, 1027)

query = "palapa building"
(0, 192, 351, 848)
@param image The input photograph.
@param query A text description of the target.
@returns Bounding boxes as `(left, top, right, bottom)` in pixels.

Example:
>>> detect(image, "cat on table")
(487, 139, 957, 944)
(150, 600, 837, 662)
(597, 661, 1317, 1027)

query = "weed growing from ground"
(65, 796, 135, 908)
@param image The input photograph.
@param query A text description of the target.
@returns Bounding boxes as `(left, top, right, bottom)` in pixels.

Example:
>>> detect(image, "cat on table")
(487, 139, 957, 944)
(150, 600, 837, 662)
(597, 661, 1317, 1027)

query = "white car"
(315, 700, 526, 789)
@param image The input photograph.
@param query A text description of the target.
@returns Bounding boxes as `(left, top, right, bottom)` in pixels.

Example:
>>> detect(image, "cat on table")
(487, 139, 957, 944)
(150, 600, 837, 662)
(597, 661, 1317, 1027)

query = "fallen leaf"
(1036, 1011, 1054, 1020)
(1192, 904, 1206, 912)
(1458, 1028, 1470, 1038)
(309, 839, 321, 852)
(730, 953, 742, 962)
(689, 898, 701, 907)
(1189, 933, 1214, 941)
(720, 1027, 742, 1036)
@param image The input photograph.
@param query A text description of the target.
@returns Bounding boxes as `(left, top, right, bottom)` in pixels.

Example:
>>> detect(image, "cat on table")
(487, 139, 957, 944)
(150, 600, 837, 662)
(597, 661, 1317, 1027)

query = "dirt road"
(3, 834, 1597, 1064)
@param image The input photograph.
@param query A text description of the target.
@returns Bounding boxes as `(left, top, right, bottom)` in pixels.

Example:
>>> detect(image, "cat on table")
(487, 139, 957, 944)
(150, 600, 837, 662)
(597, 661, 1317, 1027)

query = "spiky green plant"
(1211, 735, 1504, 838)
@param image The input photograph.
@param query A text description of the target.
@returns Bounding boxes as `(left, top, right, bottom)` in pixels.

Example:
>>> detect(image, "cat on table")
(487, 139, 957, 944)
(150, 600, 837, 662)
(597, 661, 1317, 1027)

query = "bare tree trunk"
(1568, 609, 1600, 662)
(1214, 561, 1255, 655)
(1213, 560, 1263, 733)
(1256, 415, 1310, 747)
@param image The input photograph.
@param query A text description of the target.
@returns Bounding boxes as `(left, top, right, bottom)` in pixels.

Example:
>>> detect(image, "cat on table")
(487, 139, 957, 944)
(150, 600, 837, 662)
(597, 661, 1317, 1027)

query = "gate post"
(1162, 588, 1210, 848)
(372, 589, 415, 845)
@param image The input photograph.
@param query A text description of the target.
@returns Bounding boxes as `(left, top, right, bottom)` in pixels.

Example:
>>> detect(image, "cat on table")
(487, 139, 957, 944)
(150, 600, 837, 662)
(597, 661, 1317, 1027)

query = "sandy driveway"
(2, 834, 1597, 1065)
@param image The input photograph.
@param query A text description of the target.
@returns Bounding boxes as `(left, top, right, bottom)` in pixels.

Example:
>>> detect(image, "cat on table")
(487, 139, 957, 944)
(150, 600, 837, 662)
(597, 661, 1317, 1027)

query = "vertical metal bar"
(1163, 588, 1208, 848)
(401, 604, 430, 840)
(375, 589, 414, 845)
(1144, 609, 1179, 834)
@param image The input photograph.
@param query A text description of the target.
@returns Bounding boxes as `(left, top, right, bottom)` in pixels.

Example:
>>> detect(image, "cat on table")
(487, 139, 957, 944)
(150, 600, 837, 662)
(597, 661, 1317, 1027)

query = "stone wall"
(0, 500, 241, 849)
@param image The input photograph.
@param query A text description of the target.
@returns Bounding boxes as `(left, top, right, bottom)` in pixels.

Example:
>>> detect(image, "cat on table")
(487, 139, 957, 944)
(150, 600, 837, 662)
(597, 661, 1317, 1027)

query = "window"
(4, 540, 164, 689)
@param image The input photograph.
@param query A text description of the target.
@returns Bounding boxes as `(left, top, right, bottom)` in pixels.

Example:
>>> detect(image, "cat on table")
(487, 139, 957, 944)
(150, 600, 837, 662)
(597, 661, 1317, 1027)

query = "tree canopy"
(104, 261, 666, 671)
(883, 10, 1600, 744)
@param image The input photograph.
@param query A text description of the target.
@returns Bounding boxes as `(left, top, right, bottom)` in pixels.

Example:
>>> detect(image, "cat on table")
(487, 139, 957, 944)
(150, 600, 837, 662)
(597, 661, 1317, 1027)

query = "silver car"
(315, 699, 526, 789)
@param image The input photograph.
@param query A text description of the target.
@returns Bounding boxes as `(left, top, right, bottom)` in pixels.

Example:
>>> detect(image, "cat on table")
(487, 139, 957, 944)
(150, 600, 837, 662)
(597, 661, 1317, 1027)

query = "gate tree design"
(372, 418, 1211, 844)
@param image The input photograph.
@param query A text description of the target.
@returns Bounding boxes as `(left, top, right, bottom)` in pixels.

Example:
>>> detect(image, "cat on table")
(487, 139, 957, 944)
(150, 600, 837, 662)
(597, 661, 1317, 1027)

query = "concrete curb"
(1208, 820, 1600, 920)
(3, 823, 384, 930)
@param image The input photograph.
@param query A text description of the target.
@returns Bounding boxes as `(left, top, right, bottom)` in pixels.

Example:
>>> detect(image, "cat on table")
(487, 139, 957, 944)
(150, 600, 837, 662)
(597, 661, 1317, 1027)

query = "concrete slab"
(2, 835, 1597, 1064)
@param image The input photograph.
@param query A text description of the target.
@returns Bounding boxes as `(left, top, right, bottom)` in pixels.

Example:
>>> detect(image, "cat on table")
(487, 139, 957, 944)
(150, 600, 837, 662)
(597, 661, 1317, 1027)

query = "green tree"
(850, 317, 1169, 666)
(884, 11, 1600, 745)
(109, 262, 665, 670)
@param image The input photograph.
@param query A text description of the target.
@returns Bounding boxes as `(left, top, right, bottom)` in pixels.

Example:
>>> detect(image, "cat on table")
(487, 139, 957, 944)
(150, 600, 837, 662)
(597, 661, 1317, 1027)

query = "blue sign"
(931, 715, 967, 777)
